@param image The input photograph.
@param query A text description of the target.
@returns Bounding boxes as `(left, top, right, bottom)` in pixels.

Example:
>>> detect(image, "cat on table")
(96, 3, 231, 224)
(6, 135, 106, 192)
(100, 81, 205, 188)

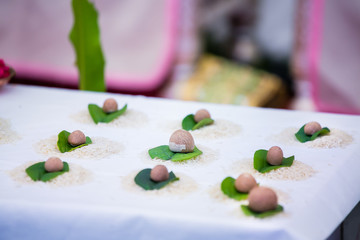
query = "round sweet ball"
(150, 165, 169, 182)
(248, 186, 278, 213)
(169, 129, 195, 153)
(68, 130, 86, 146)
(44, 157, 64, 172)
(102, 98, 118, 113)
(267, 146, 283, 166)
(194, 109, 211, 123)
(234, 173, 257, 193)
(304, 121, 321, 135)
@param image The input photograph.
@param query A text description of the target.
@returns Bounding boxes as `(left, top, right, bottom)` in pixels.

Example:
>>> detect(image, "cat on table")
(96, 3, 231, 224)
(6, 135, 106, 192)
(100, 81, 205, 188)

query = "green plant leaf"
(57, 130, 92, 153)
(295, 125, 331, 143)
(69, 0, 105, 91)
(88, 104, 127, 124)
(181, 114, 214, 131)
(253, 149, 294, 173)
(171, 147, 203, 162)
(221, 177, 249, 201)
(134, 168, 179, 190)
(148, 145, 202, 162)
(26, 162, 70, 182)
(148, 145, 174, 160)
(241, 205, 283, 218)
(192, 118, 214, 130)
(182, 114, 196, 130)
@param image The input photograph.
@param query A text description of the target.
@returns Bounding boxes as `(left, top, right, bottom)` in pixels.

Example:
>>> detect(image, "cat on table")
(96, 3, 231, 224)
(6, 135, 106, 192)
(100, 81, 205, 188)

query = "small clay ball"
(194, 109, 211, 123)
(304, 121, 322, 135)
(150, 165, 169, 182)
(68, 130, 86, 146)
(267, 146, 283, 166)
(248, 186, 278, 213)
(234, 173, 257, 193)
(44, 157, 64, 172)
(169, 129, 195, 153)
(102, 98, 118, 113)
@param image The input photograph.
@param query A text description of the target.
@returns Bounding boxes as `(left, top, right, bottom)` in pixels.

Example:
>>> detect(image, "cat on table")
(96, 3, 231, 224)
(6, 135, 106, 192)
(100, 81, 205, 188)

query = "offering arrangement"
(0, 84, 359, 240)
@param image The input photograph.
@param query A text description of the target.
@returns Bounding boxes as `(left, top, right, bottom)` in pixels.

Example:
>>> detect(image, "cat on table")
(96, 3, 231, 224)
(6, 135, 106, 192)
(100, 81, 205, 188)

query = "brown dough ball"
(150, 165, 169, 182)
(44, 157, 64, 172)
(267, 146, 283, 166)
(304, 121, 322, 135)
(194, 109, 211, 123)
(169, 129, 195, 153)
(102, 98, 118, 113)
(234, 173, 257, 193)
(248, 186, 278, 213)
(68, 130, 86, 146)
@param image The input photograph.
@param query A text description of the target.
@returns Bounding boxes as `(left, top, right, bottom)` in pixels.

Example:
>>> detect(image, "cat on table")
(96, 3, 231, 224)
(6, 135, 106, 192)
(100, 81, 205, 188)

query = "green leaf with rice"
(193, 118, 214, 130)
(148, 145, 202, 162)
(134, 168, 179, 190)
(253, 149, 294, 173)
(182, 114, 214, 131)
(26, 162, 70, 182)
(221, 177, 249, 201)
(88, 104, 127, 124)
(57, 130, 92, 153)
(295, 125, 330, 143)
(241, 205, 283, 218)
(182, 114, 197, 131)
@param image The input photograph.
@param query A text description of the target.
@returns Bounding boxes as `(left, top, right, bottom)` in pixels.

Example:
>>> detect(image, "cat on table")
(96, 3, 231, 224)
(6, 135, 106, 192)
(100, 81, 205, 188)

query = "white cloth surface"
(0, 85, 359, 240)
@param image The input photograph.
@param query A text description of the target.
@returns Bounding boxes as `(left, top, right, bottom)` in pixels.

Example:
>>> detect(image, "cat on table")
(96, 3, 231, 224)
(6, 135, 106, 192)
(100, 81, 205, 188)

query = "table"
(0, 84, 359, 239)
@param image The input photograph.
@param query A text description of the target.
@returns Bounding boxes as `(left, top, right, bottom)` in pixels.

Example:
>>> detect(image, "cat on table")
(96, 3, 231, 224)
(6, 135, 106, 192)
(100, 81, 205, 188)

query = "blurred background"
(1, 0, 359, 114)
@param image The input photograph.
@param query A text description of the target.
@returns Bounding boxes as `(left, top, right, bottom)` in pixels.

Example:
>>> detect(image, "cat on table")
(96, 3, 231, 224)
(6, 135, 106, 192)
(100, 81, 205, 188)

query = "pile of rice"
(121, 171, 198, 196)
(71, 109, 148, 128)
(34, 136, 123, 160)
(144, 145, 218, 168)
(8, 161, 92, 187)
(272, 127, 353, 148)
(191, 119, 241, 139)
(230, 159, 316, 181)
(0, 118, 21, 144)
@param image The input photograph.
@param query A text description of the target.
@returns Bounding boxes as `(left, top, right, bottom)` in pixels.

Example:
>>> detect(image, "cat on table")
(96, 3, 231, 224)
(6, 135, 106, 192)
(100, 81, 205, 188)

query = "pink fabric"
(106, 0, 179, 92)
(5, 0, 179, 93)
(308, 0, 323, 112)
(7, 62, 76, 86)
(307, 0, 360, 115)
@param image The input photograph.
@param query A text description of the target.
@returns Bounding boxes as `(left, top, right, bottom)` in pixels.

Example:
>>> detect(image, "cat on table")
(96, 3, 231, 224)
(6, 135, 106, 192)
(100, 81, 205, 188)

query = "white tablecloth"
(0, 84, 359, 240)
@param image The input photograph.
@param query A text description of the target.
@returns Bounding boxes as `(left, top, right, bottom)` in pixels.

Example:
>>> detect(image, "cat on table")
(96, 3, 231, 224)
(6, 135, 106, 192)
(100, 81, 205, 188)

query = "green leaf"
(171, 146, 203, 162)
(26, 162, 70, 182)
(148, 145, 174, 160)
(69, 0, 105, 91)
(295, 125, 331, 143)
(241, 205, 284, 218)
(253, 149, 294, 173)
(88, 104, 127, 124)
(221, 177, 249, 201)
(148, 145, 203, 162)
(57, 130, 92, 153)
(181, 114, 214, 131)
(134, 168, 179, 190)
(182, 114, 196, 131)
(192, 118, 214, 130)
